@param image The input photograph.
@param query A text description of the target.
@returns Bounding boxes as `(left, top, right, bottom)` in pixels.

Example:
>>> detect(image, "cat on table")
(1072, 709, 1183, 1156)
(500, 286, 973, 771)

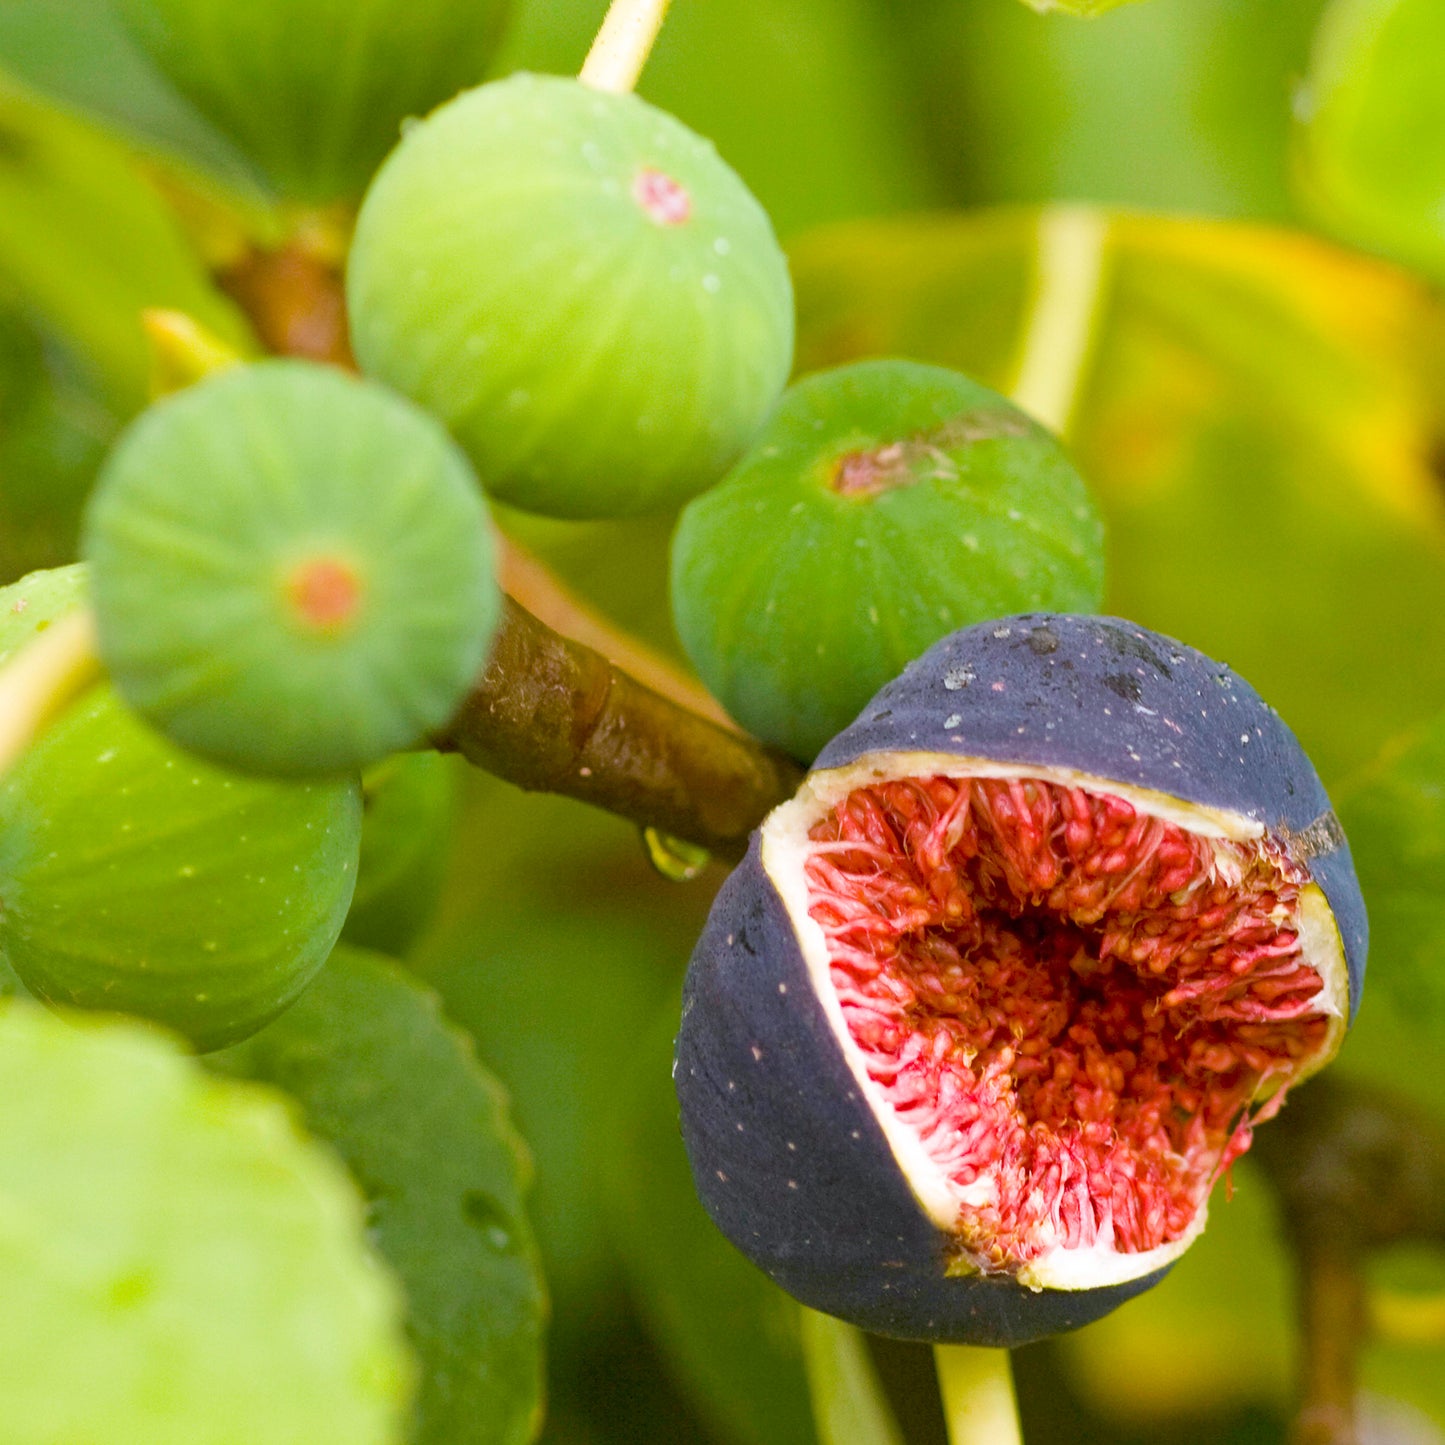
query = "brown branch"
(435, 597, 804, 858)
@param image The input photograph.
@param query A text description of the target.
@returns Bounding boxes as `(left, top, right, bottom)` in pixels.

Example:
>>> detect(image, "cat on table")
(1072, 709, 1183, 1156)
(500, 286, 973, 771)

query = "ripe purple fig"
(675, 615, 1365, 1345)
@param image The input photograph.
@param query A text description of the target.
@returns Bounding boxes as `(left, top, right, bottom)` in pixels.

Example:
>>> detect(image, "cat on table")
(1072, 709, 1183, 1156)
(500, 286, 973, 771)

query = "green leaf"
(0, 997, 414, 1445)
(411, 772, 713, 1331)
(1297, 0, 1445, 282)
(604, 1006, 818, 1445)
(1335, 711, 1445, 1023)
(0, 0, 264, 192)
(0, 83, 253, 408)
(800, 1311, 904, 1445)
(211, 945, 546, 1445)
(886, 0, 1328, 221)
(792, 207, 1445, 782)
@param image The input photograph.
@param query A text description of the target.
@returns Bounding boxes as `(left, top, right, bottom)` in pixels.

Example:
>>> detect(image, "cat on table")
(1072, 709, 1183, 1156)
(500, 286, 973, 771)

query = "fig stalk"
(934, 1345, 1022, 1445)
(1007, 205, 1112, 436)
(579, 0, 674, 94)
(436, 596, 804, 857)
(0, 606, 101, 780)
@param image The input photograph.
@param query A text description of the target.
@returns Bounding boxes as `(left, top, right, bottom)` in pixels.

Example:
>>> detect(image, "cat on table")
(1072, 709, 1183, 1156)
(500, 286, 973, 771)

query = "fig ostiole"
(675, 615, 1364, 1345)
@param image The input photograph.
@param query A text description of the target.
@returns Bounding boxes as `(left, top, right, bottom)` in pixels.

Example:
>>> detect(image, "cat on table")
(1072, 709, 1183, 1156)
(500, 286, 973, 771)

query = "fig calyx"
(675, 614, 1365, 1345)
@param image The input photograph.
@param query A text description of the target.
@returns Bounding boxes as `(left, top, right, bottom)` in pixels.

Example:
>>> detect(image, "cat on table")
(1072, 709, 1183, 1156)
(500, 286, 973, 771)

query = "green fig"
(84, 361, 500, 779)
(670, 359, 1105, 760)
(348, 73, 795, 520)
(0, 566, 362, 1050)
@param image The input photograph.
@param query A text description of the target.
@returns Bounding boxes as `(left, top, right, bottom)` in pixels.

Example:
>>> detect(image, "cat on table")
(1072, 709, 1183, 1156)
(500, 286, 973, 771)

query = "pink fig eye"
(633, 167, 692, 226)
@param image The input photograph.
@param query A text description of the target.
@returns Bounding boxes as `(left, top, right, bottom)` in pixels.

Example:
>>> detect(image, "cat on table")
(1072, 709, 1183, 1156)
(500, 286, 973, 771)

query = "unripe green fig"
(342, 752, 456, 955)
(0, 567, 362, 1050)
(84, 361, 500, 779)
(113, 0, 511, 201)
(0, 1000, 412, 1444)
(670, 360, 1105, 760)
(348, 73, 795, 520)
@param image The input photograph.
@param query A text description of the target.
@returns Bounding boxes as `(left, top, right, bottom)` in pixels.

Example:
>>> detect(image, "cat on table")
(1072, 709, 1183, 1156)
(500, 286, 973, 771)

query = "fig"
(1296, 0, 1445, 282)
(347, 73, 795, 520)
(670, 360, 1104, 762)
(0, 566, 363, 1051)
(113, 0, 510, 202)
(0, 1000, 412, 1443)
(342, 751, 456, 955)
(675, 614, 1365, 1345)
(83, 360, 499, 778)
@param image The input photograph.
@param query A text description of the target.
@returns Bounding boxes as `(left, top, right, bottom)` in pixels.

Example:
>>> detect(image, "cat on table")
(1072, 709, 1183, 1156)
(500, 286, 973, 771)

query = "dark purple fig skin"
(674, 613, 1365, 1345)
(676, 838, 1169, 1346)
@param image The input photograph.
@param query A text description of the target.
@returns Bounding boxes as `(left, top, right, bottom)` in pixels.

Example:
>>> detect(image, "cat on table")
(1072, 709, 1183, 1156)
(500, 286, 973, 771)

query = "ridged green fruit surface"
(84, 362, 499, 778)
(348, 73, 795, 519)
(0, 1000, 412, 1444)
(670, 360, 1105, 760)
(0, 568, 362, 1050)
(113, 0, 510, 201)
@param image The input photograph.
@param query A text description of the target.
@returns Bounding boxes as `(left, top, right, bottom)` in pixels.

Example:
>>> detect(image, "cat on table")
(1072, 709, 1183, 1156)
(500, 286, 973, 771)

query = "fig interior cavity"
(763, 761, 1347, 1291)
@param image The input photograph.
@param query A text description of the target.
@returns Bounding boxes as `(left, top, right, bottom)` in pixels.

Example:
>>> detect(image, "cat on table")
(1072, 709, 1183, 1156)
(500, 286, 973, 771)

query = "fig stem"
(1008, 205, 1111, 437)
(799, 1309, 905, 1445)
(142, 309, 243, 399)
(434, 596, 805, 858)
(579, 0, 674, 93)
(0, 607, 102, 780)
(933, 1344, 1023, 1445)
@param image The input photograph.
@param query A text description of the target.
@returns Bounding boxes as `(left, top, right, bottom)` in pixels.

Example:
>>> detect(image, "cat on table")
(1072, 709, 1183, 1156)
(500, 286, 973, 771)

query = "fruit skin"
(84, 360, 499, 779)
(113, 0, 510, 202)
(670, 360, 1104, 761)
(0, 567, 363, 1051)
(675, 614, 1366, 1346)
(348, 73, 795, 520)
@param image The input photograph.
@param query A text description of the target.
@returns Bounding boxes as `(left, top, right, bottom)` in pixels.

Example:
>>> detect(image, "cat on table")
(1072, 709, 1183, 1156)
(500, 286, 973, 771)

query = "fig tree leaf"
(1296, 0, 1445, 283)
(211, 945, 546, 1445)
(0, 0, 264, 193)
(888, 0, 1328, 221)
(603, 1005, 818, 1445)
(792, 207, 1445, 783)
(0, 998, 414, 1445)
(410, 771, 713, 1337)
(1334, 711, 1445, 1025)
(0, 84, 253, 407)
